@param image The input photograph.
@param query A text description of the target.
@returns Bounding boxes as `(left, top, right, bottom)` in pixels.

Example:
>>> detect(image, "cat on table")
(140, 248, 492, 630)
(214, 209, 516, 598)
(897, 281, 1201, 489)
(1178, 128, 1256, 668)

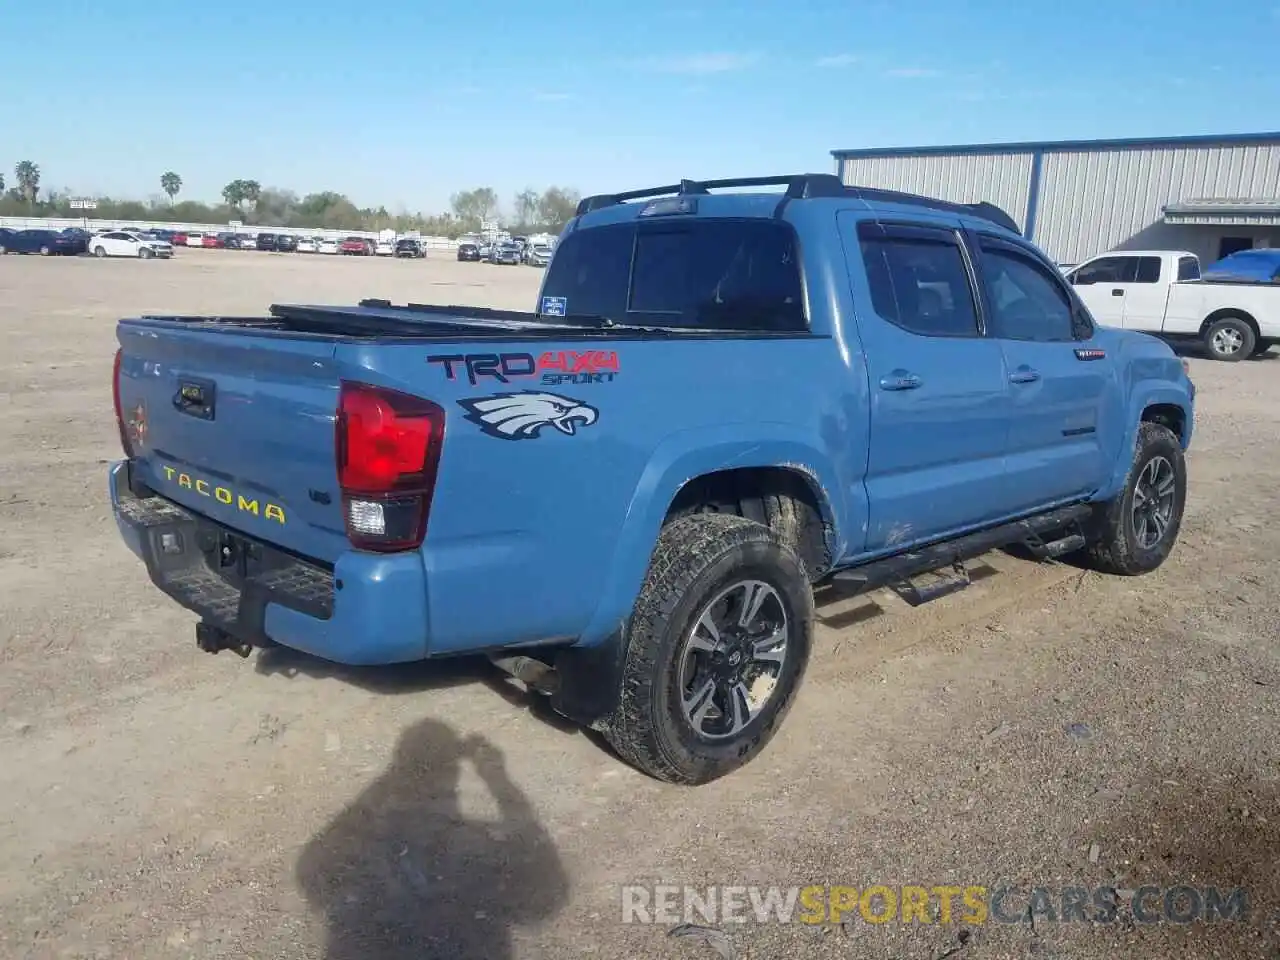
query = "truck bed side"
(114, 317, 864, 660)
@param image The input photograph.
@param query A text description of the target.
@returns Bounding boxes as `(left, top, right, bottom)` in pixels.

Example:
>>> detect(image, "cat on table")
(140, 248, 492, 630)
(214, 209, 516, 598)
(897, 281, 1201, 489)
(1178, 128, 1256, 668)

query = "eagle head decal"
(457, 391, 599, 441)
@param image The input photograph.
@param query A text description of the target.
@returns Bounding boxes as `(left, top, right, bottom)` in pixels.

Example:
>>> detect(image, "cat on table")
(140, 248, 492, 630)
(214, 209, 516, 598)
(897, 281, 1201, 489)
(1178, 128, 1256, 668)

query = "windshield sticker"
(457, 392, 599, 441)
(541, 296, 567, 317)
(427, 351, 619, 386)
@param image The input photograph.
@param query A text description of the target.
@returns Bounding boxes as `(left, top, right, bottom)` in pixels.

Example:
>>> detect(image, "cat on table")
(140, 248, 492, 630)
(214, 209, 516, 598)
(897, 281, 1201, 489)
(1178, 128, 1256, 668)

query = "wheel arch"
(1140, 401, 1188, 446)
(1098, 387, 1193, 501)
(1200, 308, 1259, 339)
(664, 465, 834, 578)
(575, 432, 848, 648)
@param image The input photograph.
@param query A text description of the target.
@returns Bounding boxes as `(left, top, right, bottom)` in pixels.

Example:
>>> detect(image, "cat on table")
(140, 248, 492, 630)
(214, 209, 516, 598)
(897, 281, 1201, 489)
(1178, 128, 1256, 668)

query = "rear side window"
(1177, 256, 1200, 281)
(1135, 256, 1162, 283)
(858, 228, 979, 337)
(540, 220, 806, 331)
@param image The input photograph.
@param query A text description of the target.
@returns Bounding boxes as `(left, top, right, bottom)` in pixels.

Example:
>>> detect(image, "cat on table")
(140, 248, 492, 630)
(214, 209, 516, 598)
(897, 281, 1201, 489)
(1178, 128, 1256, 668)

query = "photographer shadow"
(297, 718, 569, 959)
(255, 646, 583, 735)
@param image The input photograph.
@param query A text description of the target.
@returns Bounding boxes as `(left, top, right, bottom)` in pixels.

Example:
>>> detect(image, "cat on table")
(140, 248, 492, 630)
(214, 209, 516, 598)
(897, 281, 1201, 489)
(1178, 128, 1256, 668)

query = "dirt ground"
(0, 249, 1277, 960)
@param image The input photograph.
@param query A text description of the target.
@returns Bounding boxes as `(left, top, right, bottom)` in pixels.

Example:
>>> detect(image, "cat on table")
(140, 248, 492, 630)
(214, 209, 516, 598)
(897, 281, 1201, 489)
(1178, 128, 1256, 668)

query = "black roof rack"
(575, 173, 1021, 234)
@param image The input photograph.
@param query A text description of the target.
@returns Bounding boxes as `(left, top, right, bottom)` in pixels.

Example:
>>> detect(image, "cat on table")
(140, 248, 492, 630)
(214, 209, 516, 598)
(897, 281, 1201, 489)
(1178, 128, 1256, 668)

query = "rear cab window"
(539, 219, 807, 331)
(856, 221, 980, 338)
(1135, 256, 1162, 283)
(1177, 256, 1200, 281)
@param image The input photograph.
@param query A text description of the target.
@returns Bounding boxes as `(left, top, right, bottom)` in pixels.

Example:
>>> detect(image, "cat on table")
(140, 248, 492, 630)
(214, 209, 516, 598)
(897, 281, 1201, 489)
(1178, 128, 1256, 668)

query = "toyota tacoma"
(109, 174, 1195, 784)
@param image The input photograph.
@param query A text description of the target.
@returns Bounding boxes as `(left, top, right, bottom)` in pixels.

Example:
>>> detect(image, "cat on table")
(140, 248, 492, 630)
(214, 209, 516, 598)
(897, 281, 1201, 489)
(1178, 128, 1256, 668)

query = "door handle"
(1111, 288, 1124, 296)
(879, 371, 922, 391)
(1009, 368, 1041, 384)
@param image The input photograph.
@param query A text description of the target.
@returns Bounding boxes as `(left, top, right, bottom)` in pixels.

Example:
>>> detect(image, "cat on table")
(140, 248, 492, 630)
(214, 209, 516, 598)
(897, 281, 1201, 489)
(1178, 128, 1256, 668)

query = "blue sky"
(4, 0, 1278, 215)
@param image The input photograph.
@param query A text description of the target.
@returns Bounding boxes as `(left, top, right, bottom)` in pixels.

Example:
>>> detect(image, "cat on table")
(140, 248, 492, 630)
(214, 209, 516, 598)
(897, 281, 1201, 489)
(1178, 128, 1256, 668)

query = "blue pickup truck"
(109, 174, 1194, 784)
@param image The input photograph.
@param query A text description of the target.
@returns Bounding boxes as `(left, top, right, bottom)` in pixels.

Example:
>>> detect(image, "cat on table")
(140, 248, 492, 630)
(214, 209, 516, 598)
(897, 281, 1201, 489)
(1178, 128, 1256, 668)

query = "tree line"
(0, 162, 582, 237)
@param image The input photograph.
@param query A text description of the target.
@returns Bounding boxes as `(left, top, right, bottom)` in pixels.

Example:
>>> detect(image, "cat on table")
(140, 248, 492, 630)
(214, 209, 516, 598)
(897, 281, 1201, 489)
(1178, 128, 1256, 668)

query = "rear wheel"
(93, 246, 107, 258)
(1203, 315, 1255, 361)
(1082, 422, 1186, 576)
(39, 245, 51, 256)
(603, 513, 813, 785)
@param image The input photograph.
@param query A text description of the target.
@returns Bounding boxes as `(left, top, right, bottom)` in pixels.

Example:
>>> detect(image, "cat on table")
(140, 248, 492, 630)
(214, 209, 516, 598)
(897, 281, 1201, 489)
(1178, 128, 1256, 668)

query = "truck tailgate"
(117, 322, 348, 564)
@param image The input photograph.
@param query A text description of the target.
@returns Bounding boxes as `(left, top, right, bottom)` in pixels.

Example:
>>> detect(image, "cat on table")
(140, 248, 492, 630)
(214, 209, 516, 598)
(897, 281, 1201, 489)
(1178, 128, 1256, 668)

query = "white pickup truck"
(1064, 250, 1280, 361)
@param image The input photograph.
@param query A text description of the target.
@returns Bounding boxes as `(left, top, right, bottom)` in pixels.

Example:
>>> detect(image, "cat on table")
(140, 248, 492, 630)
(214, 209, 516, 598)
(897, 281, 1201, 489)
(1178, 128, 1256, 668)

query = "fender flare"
(1098, 385, 1193, 501)
(576, 424, 846, 646)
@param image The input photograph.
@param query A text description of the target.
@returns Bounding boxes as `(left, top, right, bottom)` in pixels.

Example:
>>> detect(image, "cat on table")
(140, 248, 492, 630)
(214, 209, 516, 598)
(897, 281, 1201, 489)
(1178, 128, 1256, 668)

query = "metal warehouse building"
(832, 132, 1280, 267)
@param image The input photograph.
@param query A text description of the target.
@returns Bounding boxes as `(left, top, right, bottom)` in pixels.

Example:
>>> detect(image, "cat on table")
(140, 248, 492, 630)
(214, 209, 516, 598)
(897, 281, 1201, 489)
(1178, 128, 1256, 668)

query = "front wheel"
(93, 246, 107, 258)
(1082, 422, 1187, 576)
(603, 513, 813, 785)
(1204, 316, 1255, 361)
(39, 245, 51, 256)
(139, 247, 154, 260)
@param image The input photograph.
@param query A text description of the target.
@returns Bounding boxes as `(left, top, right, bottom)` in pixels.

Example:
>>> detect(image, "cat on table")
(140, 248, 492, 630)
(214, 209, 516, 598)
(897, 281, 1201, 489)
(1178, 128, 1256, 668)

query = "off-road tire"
(603, 513, 814, 785)
(1083, 422, 1186, 576)
(1203, 315, 1255, 361)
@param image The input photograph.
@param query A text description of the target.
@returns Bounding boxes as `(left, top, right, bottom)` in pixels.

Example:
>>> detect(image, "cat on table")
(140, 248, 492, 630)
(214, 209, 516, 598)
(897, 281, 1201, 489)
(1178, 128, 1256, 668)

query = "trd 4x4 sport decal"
(427, 350, 620, 387)
(457, 392, 599, 441)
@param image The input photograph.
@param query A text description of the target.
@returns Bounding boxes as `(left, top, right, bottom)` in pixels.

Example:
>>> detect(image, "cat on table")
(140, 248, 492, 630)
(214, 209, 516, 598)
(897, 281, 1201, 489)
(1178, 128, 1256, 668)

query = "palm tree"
(160, 171, 182, 204)
(14, 161, 40, 205)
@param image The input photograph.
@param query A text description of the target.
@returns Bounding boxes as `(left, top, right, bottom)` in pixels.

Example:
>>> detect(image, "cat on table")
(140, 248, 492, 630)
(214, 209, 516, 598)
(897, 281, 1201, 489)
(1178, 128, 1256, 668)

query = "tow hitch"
(196, 621, 253, 658)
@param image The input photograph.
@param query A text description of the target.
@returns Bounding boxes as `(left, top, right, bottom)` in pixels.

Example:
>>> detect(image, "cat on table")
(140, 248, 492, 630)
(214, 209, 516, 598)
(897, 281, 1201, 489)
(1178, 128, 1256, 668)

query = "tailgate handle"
(174, 378, 216, 420)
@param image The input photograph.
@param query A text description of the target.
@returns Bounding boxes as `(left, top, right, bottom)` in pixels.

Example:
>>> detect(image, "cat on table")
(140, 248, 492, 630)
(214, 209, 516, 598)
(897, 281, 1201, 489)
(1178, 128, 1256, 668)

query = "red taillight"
(112, 347, 133, 456)
(336, 381, 445, 552)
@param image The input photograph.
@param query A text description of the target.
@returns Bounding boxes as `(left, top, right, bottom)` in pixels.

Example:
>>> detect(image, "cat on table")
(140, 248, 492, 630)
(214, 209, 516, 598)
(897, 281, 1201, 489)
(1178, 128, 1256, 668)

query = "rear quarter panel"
(336, 334, 867, 653)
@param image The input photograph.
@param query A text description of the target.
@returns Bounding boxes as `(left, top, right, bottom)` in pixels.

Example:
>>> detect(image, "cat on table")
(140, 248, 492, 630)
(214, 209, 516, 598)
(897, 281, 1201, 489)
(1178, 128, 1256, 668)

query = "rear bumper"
(109, 460, 430, 665)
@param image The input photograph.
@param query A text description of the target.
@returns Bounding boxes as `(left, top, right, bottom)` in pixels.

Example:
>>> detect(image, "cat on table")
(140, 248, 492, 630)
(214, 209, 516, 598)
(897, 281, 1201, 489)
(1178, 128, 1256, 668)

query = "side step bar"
(830, 504, 1093, 607)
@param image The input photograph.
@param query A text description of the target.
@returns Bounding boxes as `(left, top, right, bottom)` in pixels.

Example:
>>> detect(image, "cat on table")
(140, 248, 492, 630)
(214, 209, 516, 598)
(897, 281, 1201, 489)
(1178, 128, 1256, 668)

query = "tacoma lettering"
(161, 466, 286, 524)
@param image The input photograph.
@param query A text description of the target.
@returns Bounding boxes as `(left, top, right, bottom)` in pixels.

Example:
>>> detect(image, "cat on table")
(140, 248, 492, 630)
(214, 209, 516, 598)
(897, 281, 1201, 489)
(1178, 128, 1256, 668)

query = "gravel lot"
(1, 250, 1277, 960)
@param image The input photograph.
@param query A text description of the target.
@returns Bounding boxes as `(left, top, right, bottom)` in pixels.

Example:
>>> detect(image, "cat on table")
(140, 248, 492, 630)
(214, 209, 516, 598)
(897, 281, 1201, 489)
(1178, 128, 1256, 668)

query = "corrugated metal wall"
(1034, 143, 1280, 263)
(837, 141, 1280, 265)
(840, 153, 1034, 232)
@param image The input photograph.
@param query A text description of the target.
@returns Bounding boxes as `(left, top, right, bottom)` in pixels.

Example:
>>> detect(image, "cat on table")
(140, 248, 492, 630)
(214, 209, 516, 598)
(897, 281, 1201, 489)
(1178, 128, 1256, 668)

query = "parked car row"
(455, 235, 553, 266)
(1, 224, 525, 263)
(45, 227, 424, 257)
(0, 227, 90, 255)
